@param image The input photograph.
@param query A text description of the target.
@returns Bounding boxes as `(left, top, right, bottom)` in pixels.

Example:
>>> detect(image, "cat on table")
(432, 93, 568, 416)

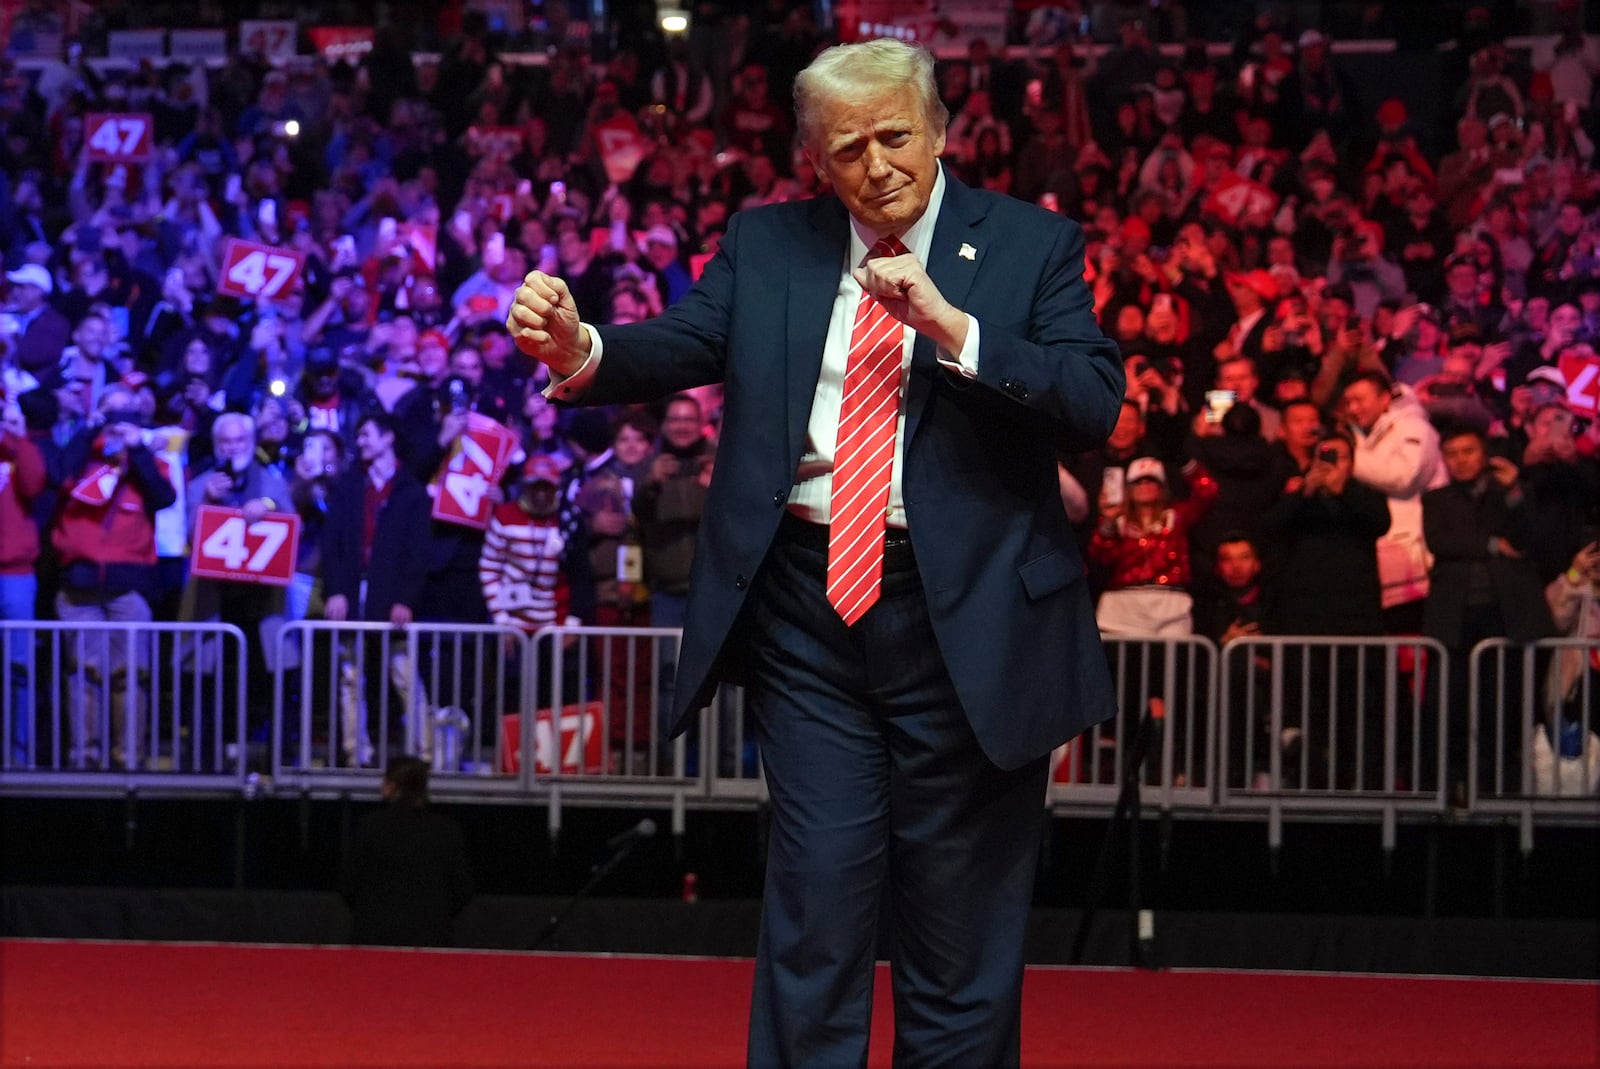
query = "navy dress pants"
(743, 517, 1049, 1069)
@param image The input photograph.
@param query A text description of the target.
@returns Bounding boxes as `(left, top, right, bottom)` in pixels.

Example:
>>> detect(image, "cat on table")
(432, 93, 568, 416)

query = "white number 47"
(202, 517, 286, 571)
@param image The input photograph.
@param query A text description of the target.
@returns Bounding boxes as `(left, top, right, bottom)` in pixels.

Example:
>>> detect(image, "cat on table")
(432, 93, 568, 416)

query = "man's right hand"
(507, 271, 591, 378)
(324, 595, 348, 622)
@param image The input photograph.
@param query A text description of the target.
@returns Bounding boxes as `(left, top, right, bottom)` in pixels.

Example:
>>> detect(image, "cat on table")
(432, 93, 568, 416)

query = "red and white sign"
(431, 414, 519, 529)
(239, 19, 298, 57)
(499, 703, 606, 775)
(1203, 172, 1279, 228)
(1559, 353, 1600, 415)
(396, 221, 438, 273)
(595, 115, 646, 185)
(217, 238, 306, 301)
(70, 464, 121, 506)
(85, 113, 154, 163)
(466, 126, 524, 160)
(190, 505, 300, 587)
(307, 25, 375, 59)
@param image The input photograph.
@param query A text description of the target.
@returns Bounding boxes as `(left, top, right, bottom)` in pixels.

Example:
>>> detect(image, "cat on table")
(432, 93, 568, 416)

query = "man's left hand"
(1489, 455, 1519, 489)
(854, 253, 968, 353)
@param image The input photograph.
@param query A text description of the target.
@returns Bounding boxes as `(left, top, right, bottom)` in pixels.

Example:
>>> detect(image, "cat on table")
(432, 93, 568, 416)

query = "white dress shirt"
(549, 164, 983, 529)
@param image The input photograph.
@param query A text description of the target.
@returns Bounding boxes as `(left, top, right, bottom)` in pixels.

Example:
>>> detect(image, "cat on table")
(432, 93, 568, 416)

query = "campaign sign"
(216, 238, 305, 301)
(70, 464, 121, 506)
(190, 505, 300, 587)
(431, 415, 518, 529)
(239, 20, 298, 57)
(85, 113, 155, 163)
(498, 703, 606, 775)
(1558, 353, 1600, 415)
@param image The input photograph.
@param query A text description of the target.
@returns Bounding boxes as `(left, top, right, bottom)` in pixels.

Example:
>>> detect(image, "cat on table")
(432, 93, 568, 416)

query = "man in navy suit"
(510, 38, 1122, 1068)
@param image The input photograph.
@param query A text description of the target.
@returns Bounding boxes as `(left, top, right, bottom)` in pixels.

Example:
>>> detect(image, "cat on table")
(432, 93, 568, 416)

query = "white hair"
(793, 38, 948, 151)
(212, 411, 256, 443)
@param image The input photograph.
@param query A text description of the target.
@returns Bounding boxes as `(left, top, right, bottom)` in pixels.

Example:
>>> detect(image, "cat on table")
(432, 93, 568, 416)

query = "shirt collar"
(847, 162, 947, 268)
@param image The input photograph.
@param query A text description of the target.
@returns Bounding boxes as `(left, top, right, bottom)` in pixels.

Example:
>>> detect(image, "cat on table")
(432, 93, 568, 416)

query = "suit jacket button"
(1016, 384, 1029, 399)
(772, 490, 786, 506)
(735, 574, 747, 590)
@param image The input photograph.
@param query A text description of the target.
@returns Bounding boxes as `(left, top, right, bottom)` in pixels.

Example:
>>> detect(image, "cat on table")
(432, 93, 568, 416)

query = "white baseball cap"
(1126, 456, 1167, 486)
(5, 263, 53, 294)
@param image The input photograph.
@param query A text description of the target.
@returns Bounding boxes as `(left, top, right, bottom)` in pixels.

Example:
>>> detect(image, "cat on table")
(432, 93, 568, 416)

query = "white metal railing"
(1048, 636, 1216, 811)
(1469, 638, 1600, 850)
(4, 622, 1596, 838)
(0, 620, 248, 793)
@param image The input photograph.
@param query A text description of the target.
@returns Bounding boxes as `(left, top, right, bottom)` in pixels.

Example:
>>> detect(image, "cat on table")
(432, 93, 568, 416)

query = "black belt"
(778, 512, 916, 568)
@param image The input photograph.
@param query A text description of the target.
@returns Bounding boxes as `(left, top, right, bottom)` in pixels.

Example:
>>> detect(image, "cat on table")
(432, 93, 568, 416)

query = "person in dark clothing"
(1186, 402, 1284, 571)
(341, 755, 473, 947)
(1260, 432, 1393, 789)
(1422, 426, 1556, 794)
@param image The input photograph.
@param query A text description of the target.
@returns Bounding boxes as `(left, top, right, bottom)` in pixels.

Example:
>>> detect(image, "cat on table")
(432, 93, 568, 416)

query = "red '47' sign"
(217, 238, 305, 300)
(190, 505, 300, 587)
(431, 414, 519, 529)
(85, 113, 154, 162)
(1558, 353, 1600, 415)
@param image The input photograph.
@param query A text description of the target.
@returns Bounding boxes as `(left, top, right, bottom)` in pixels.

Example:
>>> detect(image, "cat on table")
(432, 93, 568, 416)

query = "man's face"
(521, 479, 560, 516)
(1341, 380, 1389, 432)
(10, 281, 44, 312)
(1108, 404, 1144, 450)
(1447, 263, 1478, 299)
(1442, 434, 1488, 483)
(1216, 360, 1258, 402)
(213, 421, 253, 465)
(661, 400, 702, 450)
(1551, 303, 1582, 339)
(805, 82, 946, 238)
(450, 349, 484, 388)
(1282, 404, 1322, 451)
(74, 316, 109, 359)
(417, 340, 448, 381)
(356, 421, 393, 465)
(1215, 540, 1261, 590)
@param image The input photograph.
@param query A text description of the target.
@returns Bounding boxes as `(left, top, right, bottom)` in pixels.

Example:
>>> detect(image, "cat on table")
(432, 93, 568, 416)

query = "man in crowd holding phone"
(51, 385, 176, 768)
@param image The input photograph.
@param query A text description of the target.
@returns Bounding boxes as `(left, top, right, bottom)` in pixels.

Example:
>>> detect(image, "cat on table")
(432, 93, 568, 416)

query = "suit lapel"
(905, 170, 987, 448)
(787, 196, 850, 470)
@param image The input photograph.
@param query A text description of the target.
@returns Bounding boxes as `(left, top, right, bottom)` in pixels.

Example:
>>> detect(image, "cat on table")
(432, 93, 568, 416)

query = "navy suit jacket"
(581, 171, 1124, 769)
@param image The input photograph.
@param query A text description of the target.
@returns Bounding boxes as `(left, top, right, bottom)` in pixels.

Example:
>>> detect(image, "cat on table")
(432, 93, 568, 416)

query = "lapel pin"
(958, 243, 977, 261)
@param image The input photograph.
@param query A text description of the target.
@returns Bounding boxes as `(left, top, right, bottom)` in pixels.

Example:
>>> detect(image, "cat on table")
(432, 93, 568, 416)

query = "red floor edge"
(2, 939, 1596, 1069)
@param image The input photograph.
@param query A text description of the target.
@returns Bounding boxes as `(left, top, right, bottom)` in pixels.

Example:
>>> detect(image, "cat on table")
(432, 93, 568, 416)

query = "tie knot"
(869, 235, 907, 260)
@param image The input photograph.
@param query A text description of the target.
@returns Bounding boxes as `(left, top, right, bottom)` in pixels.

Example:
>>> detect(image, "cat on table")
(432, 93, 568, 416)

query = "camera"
(1316, 446, 1341, 465)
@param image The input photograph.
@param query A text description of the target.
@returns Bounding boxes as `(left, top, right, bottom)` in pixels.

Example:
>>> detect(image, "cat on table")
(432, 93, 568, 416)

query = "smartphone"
(1316, 446, 1340, 465)
(617, 544, 643, 583)
(1204, 389, 1236, 424)
(451, 209, 473, 236)
(377, 217, 397, 245)
(549, 180, 566, 202)
(1101, 466, 1125, 508)
(516, 178, 532, 197)
(225, 173, 242, 202)
(258, 198, 277, 227)
(484, 232, 505, 267)
(334, 234, 357, 262)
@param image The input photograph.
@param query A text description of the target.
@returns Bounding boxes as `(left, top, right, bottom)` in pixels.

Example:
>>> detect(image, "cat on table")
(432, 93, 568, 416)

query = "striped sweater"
(479, 503, 576, 633)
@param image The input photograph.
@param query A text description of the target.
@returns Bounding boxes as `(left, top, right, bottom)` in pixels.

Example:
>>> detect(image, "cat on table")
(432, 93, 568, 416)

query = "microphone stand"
(1070, 698, 1164, 968)
(531, 835, 649, 951)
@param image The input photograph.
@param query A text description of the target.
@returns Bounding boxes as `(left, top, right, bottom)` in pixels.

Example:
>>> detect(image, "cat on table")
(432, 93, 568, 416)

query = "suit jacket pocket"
(1019, 549, 1083, 602)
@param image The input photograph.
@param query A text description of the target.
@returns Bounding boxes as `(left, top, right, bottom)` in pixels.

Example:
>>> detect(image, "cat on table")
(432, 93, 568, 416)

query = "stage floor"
(2, 939, 1595, 1068)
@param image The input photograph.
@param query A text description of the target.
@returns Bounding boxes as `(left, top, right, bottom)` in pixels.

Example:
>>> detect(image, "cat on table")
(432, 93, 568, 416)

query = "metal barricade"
(529, 624, 698, 783)
(1469, 638, 1600, 850)
(270, 621, 528, 799)
(0, 620, 249, 795)
(1048, 636, 1217, 812)
(1217, 636, 1450, 845)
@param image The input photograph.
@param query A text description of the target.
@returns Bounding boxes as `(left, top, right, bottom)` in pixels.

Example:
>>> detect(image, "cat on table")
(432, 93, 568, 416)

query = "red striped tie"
(827, 234, 908, 626)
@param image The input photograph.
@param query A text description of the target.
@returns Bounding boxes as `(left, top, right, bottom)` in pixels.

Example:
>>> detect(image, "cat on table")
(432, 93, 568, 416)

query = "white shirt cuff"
(935, 315, 981, 379)
(543, 324, 604, 400)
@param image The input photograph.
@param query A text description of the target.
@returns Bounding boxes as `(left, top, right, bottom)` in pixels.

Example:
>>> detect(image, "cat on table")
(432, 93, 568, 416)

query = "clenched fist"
(507, 271, 592, 378)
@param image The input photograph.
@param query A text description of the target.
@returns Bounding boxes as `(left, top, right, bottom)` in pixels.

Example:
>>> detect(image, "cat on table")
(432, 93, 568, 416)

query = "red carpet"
(2, 939, 1595, 1068)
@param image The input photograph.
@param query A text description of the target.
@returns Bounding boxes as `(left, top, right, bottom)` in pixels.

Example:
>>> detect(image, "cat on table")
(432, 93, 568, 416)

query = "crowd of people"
(1, 5, 1598, 789)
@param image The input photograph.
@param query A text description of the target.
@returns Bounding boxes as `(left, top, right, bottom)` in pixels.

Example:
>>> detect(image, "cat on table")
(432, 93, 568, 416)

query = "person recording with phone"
(52, 385, 177, 769)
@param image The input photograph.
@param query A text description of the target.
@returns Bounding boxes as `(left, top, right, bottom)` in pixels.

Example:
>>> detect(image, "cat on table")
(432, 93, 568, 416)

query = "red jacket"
(1088, 464, 1219, 592)
(52, 439, 176, 596)
(0, 429, 46, 575)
